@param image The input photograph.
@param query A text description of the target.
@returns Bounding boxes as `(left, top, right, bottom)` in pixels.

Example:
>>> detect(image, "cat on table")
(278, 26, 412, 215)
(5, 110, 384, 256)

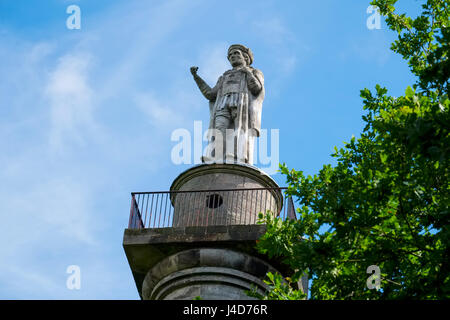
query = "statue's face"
(228, 49, 247, 67)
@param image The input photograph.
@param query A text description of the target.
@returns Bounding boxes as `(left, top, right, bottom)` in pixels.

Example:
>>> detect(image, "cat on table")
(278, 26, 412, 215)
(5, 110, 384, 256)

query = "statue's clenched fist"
(190, 66, 199, 76)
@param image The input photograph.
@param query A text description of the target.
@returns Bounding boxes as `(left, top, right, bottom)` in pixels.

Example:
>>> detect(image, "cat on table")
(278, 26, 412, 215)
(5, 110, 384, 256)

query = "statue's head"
(227, 44, 253, 67)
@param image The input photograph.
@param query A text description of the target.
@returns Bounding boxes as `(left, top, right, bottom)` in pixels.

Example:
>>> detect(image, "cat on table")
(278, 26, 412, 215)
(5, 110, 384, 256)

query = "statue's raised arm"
(190, 66, 219, 102)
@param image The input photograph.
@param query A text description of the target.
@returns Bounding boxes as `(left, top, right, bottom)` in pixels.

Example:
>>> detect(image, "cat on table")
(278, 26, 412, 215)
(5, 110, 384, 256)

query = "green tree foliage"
(255, 0, 449, 299)
(247, 272, 307, 300)
(375, 0, 449, 94)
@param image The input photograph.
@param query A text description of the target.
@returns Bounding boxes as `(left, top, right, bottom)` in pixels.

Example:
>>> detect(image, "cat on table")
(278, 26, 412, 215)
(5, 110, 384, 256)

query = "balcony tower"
(123, 163, 307, 300)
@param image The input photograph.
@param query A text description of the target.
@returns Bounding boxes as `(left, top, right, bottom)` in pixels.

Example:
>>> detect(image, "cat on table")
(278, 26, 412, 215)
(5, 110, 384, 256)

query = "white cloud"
(0, 166, 100, 298)
(45, 52, 100, 153)
(0, 41, 104, 299)
(27, 42, 55, 64)
(0, 265, 61, 299)
(134, 92, 181, 128)
(0, 174, 98, 250)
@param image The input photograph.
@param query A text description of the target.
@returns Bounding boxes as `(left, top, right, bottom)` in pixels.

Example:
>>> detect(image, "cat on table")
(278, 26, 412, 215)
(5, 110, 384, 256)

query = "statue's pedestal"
(170, 163, 282, 227)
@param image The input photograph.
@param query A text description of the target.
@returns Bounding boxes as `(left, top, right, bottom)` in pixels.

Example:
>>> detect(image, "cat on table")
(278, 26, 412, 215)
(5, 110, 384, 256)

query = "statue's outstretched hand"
(190, 66, 199, 76)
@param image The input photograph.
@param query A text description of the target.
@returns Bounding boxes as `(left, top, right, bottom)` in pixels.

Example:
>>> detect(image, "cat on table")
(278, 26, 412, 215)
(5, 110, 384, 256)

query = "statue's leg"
(214, 111, 232, 163)
(231, 108, 248, 163)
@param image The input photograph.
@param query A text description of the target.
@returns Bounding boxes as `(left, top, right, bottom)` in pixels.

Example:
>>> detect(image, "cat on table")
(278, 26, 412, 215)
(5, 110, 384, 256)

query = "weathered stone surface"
(123, 224, 307, 299)
(170, 163, 282, 227)
(142, 249, 276, 300)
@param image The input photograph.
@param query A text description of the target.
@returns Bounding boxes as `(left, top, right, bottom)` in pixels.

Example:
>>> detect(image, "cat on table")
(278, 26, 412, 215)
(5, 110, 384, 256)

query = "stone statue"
(190, 44, 265, 165)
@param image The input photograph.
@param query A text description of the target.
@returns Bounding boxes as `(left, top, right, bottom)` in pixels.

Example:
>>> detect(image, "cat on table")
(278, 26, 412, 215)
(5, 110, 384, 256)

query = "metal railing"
(128, 187, 297, 229)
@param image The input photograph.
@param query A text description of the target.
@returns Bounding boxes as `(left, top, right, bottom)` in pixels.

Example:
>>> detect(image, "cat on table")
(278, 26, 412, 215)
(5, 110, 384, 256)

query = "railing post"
(128, 194, 135, 229)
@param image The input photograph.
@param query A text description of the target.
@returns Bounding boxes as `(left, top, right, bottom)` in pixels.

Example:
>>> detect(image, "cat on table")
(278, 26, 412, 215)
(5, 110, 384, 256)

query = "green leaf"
(405, 86, 415, 98)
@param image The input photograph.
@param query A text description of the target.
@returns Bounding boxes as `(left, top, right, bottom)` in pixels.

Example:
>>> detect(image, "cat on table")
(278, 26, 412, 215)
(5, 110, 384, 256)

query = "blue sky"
(0, 0, 422, 299)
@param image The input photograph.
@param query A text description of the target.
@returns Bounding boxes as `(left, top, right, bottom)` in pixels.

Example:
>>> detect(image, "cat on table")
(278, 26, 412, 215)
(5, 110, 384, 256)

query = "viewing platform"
(123, 163, 305, 300)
